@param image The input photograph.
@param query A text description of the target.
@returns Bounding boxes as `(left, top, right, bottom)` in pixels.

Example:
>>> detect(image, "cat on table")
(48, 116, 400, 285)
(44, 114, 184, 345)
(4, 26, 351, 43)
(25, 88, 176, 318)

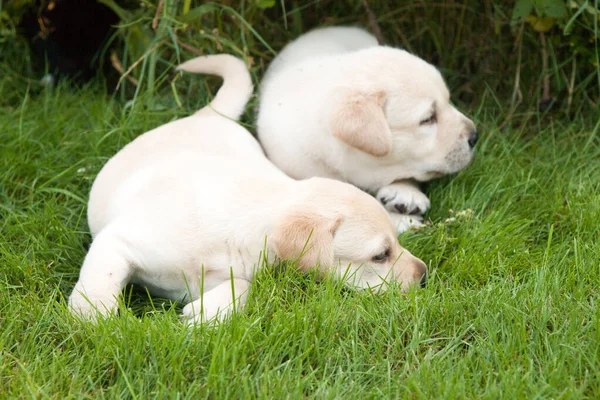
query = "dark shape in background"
(21, 0, 119, 83)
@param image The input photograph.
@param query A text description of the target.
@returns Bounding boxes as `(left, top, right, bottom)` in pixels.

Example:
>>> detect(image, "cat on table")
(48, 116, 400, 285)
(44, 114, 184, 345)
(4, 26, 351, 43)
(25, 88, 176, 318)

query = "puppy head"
(272, 178, 426, 291)
(330, 48, 477, 182)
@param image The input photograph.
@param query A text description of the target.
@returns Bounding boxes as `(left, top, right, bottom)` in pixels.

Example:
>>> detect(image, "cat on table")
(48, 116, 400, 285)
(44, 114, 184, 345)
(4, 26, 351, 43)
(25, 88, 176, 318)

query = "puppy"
(68, 54, 427, 324)
(257, 26, 478, 233)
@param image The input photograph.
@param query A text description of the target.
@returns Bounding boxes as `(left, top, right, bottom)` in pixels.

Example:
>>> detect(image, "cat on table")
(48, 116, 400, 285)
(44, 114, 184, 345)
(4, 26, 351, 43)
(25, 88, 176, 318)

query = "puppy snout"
(468, 130, 479, 149)
(420, 271, 427, 288)
(412, 259, 427, 287)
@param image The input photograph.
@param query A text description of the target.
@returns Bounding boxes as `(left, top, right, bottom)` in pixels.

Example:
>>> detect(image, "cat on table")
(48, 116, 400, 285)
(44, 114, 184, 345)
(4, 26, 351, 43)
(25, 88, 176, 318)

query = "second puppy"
(258, 26, 478, 233)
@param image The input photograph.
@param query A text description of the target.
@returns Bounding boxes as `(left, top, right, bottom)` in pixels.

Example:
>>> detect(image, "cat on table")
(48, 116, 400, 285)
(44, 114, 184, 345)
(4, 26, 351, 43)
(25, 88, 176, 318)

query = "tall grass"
(2, 52, 600, 400)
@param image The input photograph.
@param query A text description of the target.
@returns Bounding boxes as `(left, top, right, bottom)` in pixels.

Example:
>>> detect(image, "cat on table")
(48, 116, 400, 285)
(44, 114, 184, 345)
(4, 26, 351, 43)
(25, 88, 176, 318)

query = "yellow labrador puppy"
(68, 54, 427, 324)
(257, 26, 478, 233)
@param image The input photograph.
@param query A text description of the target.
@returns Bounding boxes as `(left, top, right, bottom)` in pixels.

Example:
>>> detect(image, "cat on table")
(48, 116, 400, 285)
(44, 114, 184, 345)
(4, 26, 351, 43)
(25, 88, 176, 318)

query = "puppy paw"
(181, 279, 250, 326)
(181, 299, 229, 326)
(377, 182, 430, 216)
(68, 291, 115, 320)
(388, 213, 423, 234)
(181, 300, 205, 325)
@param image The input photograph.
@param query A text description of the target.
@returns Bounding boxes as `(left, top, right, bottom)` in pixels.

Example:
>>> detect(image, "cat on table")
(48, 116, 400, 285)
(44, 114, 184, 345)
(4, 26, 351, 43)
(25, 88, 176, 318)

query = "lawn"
(1, 70, 600, 397)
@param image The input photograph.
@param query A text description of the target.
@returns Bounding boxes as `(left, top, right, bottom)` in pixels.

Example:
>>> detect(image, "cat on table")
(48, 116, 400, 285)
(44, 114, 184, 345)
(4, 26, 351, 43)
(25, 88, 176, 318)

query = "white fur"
(377, 181, 431, 216)
(69, 54, 427, 324)
(257, 26, 477, 232)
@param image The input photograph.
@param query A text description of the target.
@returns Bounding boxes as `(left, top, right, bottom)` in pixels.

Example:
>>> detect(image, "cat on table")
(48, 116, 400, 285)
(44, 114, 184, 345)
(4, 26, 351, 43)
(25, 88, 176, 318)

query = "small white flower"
(40, 74, 55, 87)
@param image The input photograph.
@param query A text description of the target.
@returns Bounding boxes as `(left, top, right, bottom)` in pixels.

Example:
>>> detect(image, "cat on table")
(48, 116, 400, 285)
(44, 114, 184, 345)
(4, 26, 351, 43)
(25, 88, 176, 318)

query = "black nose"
(420, 272, 427, 288)
(468, 130, 478, 149)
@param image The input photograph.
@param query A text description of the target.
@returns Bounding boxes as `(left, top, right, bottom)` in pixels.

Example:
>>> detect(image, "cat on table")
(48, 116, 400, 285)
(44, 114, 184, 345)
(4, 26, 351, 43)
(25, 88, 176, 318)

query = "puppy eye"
(420, 113, 436, 125)
(372, 249, 390, 263)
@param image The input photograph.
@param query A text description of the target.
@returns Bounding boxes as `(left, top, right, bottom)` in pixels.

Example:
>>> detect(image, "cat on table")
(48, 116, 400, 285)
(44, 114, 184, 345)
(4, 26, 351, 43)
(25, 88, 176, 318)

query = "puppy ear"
(330, 90, 392, 157)
(272, 211, 343, 270)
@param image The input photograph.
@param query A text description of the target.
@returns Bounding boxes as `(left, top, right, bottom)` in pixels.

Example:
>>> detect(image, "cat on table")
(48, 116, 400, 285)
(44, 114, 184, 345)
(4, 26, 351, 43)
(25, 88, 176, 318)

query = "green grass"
(2, 74, 600, 398)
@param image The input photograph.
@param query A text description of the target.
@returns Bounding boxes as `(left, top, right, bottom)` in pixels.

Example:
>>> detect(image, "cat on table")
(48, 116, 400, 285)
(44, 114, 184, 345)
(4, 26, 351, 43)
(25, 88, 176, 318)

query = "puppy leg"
(377, 180, 430, 215)
(68, 230, 133, 319)
(387, 212, 423, 234)
(182, 277, 250, 325)
(377, 180, 429, 234)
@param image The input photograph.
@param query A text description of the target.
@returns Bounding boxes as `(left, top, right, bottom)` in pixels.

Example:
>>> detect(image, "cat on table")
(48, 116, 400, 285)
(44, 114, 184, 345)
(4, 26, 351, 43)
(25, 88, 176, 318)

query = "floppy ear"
(272, 211, 343, 271)
(330, 90, 392, 157)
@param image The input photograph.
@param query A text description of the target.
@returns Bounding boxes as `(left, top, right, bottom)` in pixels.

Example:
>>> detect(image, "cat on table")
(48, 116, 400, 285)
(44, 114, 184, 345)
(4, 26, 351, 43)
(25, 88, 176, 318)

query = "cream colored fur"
(257, 26, 478, 233)
(68, 54, 426, 324)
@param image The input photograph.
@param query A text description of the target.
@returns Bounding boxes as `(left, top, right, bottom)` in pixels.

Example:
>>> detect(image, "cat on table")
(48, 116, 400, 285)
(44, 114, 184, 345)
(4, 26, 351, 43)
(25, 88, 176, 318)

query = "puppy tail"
(177, 54, 253, 121)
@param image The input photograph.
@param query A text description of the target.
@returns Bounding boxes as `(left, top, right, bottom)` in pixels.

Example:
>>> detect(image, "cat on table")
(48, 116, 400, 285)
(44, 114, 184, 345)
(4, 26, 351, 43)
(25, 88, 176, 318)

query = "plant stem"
(540, 31, 550, 102)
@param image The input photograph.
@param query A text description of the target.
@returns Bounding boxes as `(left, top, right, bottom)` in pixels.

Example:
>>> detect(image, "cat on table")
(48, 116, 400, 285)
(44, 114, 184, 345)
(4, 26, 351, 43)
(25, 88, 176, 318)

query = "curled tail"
(177, 54, 253, 121)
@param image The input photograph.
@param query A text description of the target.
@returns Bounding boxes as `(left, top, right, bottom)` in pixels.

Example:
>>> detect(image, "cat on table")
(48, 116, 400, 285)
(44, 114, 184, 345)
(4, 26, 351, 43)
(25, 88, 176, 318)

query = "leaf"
(256, 0, 276, 8)
(526, 15, 557, 32)
(534, 0, 568, 18)
(512, 0, 534, 25)
(177, 4, 220, 24)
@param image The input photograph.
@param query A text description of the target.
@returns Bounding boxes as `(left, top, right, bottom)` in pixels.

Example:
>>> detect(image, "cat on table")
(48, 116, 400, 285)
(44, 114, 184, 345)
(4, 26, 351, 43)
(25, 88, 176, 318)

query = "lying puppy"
(257, 26, 478, 233)
(68, 54, 427, 324)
